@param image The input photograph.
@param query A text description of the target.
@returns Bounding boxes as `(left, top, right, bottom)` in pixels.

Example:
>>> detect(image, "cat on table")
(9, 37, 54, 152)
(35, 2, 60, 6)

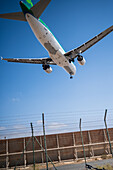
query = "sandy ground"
(9, 155, 113, 170)
(40, 157, 113, 170)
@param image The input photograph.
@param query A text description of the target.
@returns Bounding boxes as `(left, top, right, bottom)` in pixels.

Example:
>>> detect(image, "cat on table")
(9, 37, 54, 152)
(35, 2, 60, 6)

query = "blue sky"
(0, 0, 113, 138)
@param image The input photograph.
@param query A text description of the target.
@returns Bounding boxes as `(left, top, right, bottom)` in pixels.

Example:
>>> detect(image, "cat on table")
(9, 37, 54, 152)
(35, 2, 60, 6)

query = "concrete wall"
(0, 128, 113, 168)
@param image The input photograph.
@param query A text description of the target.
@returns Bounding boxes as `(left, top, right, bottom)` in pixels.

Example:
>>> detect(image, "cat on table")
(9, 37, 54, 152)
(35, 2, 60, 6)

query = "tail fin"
(26, 0, 33, 8)
(0, 0, 51, 21)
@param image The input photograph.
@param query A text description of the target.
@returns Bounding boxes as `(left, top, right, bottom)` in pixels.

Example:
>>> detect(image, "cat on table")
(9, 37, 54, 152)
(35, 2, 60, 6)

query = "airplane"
(0, 0, 113, 79)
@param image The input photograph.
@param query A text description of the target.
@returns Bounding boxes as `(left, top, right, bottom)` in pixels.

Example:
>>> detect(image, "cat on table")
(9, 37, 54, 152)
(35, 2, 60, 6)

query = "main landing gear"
(69, 58, 74, 63)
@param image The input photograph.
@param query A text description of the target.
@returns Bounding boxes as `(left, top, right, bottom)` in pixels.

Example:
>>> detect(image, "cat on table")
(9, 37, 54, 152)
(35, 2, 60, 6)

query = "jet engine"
(42, 64, 52, 73)
(77, 55, 86, 65)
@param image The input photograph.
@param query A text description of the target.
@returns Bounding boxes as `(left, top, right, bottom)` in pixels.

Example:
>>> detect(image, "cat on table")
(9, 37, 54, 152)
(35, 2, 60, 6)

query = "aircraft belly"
(25, 14, 66, 54)
(25, 14, 52, 50)
(25, 13, 76, 75)
(63, 63, 76, 75)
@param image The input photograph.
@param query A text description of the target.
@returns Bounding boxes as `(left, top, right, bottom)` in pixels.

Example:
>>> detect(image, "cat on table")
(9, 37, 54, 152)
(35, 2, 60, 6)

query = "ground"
(10, 155, 113, 170)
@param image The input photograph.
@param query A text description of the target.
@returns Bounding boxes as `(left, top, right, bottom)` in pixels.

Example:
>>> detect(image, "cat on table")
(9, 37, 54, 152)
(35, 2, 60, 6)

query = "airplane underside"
(0, 0, 113, 79)
(25, 13, 76, 77)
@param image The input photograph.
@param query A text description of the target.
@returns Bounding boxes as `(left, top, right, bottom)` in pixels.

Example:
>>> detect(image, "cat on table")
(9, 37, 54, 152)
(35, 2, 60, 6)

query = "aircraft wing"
(64, 25, 113, 58)
(1, 57, 56, 65)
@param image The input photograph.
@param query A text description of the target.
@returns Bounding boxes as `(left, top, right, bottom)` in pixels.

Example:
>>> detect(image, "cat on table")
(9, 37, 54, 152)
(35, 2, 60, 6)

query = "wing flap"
(2, 57, 56, 65)
(0, 12, 26, 21)
(65, 25, 113, 58)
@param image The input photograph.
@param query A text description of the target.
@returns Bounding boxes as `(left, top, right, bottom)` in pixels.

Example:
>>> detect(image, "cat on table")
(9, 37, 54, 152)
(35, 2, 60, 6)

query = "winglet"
(1, 57, 3, 60)
(1, 57, 8, 61)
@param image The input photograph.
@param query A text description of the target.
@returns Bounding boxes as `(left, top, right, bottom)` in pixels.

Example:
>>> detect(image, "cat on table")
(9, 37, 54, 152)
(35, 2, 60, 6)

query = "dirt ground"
(10, 155, 113, 170)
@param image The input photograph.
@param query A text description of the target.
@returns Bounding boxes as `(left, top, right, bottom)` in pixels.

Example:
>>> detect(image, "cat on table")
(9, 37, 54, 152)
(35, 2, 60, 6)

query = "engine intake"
(42, 64, 52, 73)
(77, 55, 86, 65)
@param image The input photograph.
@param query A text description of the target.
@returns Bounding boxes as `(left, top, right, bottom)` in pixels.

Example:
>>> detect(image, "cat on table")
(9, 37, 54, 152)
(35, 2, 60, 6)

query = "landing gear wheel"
(70, 75, 73, 79)
(69, 58, 74, 63)
(69, 59, 71, 63)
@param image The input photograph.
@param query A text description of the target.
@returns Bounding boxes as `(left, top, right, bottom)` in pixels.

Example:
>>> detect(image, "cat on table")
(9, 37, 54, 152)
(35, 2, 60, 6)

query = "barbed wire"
(0, 108, 113, 120)
(0, 109, 113, 139)
(0, 118, 113, 132)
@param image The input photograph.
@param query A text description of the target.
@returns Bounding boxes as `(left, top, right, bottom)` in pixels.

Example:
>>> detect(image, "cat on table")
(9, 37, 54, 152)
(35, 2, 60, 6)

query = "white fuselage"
(25, 13, 76, 75)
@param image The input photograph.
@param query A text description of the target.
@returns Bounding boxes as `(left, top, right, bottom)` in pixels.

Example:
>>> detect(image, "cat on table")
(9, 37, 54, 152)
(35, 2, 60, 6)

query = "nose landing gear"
(70, 75, 73, 79)
(70, 72, 73, 79)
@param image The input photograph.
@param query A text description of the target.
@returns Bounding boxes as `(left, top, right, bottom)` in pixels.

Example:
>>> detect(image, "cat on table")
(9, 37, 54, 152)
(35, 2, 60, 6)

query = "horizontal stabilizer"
(0, 12, 26, 21)
(31, 0, 51, 19)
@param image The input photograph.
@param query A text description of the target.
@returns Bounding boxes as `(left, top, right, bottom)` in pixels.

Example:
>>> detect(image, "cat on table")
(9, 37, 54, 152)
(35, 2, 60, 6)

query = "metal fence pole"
(79, 118, 88, 170)
(34, 136, 57, 170)
(6, 139, 9, 170)
(42, 113, 48, 170)
(30, 123, 35, 170)
(104, 109, 113, 157)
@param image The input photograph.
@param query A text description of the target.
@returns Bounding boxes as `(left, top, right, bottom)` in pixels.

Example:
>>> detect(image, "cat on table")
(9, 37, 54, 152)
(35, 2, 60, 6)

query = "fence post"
(30, 123, 35, 170)
(42, 113, 48, 170)
(14, 137, 32, 170)
(23, 138, 27, 168)
(34, 136, 57, 170)
(6, 139, 9, 170)
(104, 109, 113, 157)
(79, 118, 88, 170)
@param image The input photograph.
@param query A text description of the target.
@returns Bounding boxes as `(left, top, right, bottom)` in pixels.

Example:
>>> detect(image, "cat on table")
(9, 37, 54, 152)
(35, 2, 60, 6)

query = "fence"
(0, 109, 113, 139)
(0, 128, 113, 169)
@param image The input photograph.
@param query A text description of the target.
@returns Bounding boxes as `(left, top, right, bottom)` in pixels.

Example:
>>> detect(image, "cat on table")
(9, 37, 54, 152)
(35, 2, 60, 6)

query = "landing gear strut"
(69, 58, 74, 63)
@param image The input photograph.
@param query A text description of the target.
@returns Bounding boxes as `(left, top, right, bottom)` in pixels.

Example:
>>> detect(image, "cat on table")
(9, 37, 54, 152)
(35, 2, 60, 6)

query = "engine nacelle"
(77, 55, 86, 65)
(42, 65, 52, 73)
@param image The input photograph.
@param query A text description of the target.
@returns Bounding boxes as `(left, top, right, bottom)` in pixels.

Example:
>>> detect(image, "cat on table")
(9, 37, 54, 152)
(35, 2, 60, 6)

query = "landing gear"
(69, 58, 74, 63)
(70, 72, 73, 79)
(70, 75, 73, 79)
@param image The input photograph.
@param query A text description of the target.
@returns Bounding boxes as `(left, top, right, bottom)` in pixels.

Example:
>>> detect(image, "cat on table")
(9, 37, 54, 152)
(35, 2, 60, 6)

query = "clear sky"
(0, 0, 113, 138)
